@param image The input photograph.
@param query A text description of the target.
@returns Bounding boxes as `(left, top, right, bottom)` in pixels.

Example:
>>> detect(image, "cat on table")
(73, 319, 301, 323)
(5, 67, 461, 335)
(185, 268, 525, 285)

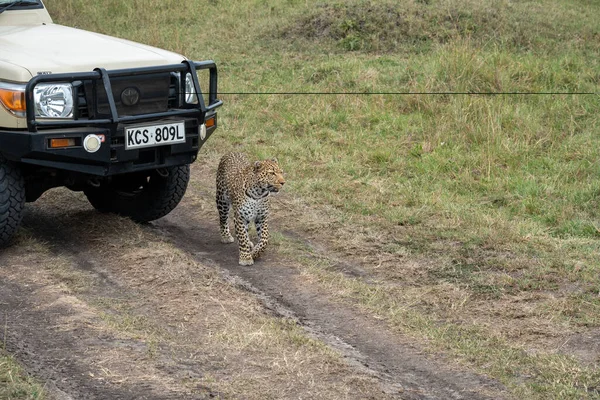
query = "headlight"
(0, 82, 26, 117)
(34, 83, 74, 119)
(184, 73, 198, 104)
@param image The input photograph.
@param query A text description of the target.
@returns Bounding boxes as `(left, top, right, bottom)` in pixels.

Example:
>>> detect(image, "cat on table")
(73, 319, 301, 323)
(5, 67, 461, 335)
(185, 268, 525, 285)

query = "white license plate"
(125, 121, 186, 150)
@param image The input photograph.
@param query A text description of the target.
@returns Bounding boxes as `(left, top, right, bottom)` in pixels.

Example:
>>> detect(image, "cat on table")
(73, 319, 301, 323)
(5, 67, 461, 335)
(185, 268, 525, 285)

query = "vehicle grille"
(81, 72, 174, 119)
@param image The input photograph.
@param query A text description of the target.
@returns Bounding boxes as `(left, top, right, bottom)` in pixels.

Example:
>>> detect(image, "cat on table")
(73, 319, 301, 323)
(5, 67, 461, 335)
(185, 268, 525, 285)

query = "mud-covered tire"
(84, 165, 190, 223)
(0, 156, 26, 247)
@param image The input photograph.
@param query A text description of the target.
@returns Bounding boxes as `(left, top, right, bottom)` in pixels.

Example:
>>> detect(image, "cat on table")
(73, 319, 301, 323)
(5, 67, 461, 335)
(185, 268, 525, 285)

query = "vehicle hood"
(0, 23, 186, 82)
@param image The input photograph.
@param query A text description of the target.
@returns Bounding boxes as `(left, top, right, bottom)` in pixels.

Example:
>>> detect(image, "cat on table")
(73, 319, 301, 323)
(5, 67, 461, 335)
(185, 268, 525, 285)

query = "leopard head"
(254, 158, 285, 193)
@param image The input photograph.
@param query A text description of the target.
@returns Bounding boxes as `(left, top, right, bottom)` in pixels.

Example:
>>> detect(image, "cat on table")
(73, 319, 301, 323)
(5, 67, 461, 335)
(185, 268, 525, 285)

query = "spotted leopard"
(216, 152, 285, 266)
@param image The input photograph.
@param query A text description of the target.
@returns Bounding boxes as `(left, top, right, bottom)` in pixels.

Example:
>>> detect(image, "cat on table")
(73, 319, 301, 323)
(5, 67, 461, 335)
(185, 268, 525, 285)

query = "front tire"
(84, 165, 190, 223)
(0, 156, 26, 247)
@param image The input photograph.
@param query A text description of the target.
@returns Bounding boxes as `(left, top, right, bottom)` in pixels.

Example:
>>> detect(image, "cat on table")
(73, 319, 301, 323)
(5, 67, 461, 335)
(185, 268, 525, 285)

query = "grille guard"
(24, 60, 223, 132)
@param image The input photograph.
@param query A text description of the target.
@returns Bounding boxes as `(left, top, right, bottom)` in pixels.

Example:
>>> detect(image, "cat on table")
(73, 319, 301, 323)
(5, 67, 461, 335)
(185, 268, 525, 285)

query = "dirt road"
(0, 164, 508, 400)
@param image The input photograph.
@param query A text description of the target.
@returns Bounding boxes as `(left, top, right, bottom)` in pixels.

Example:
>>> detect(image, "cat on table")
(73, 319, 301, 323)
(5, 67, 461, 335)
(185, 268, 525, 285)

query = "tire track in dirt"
(154, 203, 509, 400)
(0, 279, 184, 400)
(2, 194, 397, 400)
(0, 186, 508, 399)
(1, 207, 224, 400)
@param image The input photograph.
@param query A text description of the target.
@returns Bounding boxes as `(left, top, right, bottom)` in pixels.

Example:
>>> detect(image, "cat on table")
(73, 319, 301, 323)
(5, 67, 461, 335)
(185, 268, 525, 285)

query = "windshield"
(0, 0, 39, 4)
(0, 0, 41, 9)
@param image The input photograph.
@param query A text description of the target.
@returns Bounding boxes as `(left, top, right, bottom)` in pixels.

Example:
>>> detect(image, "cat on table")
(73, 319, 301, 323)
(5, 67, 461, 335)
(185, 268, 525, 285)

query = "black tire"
(0, 155, 25, 247)
(84, 165, 190, 223)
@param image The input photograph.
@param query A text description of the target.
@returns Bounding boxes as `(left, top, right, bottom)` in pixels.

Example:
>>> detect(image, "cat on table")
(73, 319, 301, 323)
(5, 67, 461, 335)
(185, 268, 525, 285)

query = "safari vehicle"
(0, 0, 222, 246)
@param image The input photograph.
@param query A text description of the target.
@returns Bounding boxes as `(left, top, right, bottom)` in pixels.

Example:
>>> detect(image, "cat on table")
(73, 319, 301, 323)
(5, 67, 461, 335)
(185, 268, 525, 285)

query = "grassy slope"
(45, 0, 600, 398)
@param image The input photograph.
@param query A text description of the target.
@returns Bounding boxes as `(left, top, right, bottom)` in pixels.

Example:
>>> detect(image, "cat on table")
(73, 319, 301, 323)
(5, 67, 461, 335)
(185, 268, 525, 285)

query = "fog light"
(199, 123, 206, 140)
(83, 134, 101, 153)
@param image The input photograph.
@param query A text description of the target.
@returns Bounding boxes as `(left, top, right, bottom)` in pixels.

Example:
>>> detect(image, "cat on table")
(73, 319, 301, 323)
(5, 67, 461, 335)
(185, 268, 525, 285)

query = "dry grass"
(259, 192, 600, 399)
(2, 189, 391, 399)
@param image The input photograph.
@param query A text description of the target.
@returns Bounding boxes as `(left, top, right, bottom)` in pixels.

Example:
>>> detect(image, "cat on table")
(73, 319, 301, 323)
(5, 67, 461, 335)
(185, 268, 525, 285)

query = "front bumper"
(0, 61, 222, 176)
(0, 114, 217, 176)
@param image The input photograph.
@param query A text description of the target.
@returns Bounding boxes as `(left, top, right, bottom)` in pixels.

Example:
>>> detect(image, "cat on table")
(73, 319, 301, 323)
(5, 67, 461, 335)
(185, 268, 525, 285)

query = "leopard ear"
(254, 161, 262, 171)
(271, 158, 278, 163)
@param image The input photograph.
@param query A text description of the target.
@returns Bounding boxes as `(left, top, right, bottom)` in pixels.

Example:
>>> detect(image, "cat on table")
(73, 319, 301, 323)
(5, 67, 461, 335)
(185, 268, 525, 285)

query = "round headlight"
(34, 83, 74, 118)
(184, 73, 199, 104)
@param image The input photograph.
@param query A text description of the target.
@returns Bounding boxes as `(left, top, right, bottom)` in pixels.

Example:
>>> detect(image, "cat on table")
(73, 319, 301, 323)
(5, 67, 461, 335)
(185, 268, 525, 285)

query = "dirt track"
(0, 164, 509, 400)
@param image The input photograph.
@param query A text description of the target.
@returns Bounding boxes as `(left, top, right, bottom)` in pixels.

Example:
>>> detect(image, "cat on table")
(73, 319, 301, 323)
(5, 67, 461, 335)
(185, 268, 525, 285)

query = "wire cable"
(215, 91, 597, 95)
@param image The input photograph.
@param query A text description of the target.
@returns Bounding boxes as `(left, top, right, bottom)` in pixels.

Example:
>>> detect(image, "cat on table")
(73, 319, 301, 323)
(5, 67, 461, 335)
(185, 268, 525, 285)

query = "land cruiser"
(0, 0, 222, 245)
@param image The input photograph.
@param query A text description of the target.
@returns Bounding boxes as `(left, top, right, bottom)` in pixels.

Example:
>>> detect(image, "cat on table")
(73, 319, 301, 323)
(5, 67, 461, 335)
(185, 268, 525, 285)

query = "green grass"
(0, 351, 45, 400)
(44, 0, 600, 398)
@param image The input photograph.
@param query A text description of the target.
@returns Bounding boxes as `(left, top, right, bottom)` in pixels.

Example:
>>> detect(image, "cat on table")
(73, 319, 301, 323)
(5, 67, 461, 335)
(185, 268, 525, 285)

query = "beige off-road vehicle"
(0, 0, 222, 246)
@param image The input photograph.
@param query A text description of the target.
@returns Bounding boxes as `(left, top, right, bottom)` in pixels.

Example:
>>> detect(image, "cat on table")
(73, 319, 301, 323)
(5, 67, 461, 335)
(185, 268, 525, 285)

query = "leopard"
(216, 152, 285, 266)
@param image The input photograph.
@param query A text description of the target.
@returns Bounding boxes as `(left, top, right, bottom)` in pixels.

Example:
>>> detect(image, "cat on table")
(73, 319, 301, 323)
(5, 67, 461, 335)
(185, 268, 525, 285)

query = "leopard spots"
(216, 153, 285, 265)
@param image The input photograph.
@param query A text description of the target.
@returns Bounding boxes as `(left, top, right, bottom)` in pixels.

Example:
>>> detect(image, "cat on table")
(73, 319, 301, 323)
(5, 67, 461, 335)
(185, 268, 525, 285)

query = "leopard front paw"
(221, 235, 235, 244)
(239, 255, 254, 266)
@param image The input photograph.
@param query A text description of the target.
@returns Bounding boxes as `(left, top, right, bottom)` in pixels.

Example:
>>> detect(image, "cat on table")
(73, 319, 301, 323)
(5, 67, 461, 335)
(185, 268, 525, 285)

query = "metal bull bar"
(24, 60, 223, 132)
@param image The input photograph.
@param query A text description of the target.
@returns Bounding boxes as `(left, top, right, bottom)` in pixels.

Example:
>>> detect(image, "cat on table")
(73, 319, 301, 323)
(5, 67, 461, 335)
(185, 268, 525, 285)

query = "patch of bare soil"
(0, 161, 509, 400)
(559, 329, 600, 367)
